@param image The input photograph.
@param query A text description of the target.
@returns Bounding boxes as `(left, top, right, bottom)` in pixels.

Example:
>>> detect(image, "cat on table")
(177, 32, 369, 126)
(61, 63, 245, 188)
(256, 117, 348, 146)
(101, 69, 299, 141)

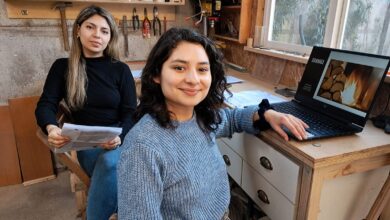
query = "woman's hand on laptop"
(264, 110, 309, 141)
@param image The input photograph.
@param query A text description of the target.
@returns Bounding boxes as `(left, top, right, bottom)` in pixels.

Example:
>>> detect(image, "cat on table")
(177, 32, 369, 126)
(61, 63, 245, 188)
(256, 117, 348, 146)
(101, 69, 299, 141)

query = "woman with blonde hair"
(36, 5, 137, 219)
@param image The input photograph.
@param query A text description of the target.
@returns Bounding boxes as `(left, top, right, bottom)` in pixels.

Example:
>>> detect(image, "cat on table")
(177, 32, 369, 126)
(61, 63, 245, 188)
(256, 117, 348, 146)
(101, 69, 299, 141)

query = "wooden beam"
(5, 1, 178, 21)
(255, 0, 264, 26)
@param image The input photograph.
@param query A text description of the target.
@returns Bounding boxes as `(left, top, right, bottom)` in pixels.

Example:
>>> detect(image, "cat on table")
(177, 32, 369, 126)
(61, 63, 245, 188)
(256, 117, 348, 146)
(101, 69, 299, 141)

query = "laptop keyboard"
(273, 102, 352, 137)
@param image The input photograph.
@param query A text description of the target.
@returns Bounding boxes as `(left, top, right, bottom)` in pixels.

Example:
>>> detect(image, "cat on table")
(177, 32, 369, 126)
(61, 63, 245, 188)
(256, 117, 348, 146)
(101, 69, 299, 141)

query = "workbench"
(218, 69, 390, 220)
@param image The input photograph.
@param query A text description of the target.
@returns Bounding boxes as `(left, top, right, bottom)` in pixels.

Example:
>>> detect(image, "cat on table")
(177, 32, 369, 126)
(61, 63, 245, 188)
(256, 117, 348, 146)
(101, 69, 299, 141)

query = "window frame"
(262, 0, 313, 55)
(261, 0, 371, 55)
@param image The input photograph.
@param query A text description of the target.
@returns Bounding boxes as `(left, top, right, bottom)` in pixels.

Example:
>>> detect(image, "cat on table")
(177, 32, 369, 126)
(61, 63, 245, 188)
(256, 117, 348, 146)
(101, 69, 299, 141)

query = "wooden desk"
(223, 70, 390, 220)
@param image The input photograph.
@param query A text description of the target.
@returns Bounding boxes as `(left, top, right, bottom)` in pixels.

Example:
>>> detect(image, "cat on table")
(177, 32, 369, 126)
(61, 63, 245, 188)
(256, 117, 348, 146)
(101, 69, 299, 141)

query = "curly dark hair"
(135, 27, 229, 133)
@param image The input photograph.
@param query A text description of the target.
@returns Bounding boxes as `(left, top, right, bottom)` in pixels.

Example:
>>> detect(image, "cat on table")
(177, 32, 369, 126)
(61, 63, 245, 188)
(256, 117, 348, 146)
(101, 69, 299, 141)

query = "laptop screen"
(313, 51, 389, 118)
(295, 46, 390, 127)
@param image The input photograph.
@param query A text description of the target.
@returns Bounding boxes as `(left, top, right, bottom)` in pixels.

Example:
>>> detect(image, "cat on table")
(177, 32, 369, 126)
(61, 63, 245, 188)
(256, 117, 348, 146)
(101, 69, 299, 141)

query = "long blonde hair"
(67, 5, 120, 110)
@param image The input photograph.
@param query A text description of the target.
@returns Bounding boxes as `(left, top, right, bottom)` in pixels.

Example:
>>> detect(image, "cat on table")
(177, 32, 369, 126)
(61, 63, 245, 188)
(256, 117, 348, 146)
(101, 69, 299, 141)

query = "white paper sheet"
(224, 90, 285, 108)
(51, 123, 122, 153)
(132, 69, 142, 78)
(226, 75, 244, 84)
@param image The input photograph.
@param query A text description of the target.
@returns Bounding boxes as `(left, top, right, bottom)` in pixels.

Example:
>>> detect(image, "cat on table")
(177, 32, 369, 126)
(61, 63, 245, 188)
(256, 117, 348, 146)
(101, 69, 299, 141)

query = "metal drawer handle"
(260, 156, 273, 170)
(222, 155, 231, 166)
(257, 189, 270, 204)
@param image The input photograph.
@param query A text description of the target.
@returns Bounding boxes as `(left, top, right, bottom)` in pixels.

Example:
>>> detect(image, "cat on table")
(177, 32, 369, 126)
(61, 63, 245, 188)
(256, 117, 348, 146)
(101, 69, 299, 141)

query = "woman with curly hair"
(118, 27, 307, 219)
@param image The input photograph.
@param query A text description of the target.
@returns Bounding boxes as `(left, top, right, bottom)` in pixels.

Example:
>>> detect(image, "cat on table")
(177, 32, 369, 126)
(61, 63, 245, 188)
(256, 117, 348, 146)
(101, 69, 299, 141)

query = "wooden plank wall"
(8, 96, 55, 185)
(0, 105, 22, 186)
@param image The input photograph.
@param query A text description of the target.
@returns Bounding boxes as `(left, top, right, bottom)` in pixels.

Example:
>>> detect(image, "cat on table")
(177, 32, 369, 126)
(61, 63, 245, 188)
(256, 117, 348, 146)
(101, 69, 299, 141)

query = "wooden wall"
(223, 43, 305, 86)
(0, 96, 55, 187)
(221, 43, 390, 117)
(8, 96, 55, 185)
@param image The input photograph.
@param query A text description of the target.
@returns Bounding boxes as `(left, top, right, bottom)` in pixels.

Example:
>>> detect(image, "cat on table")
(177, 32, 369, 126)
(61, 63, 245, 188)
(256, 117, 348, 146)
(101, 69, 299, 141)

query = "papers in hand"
(224, 90, 285, 108)
(51, 123, 122, 153)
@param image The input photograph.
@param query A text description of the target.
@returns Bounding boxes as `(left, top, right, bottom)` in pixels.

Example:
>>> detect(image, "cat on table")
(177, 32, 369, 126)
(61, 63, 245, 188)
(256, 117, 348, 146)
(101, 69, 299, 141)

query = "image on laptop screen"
(313, 51, 388, 118)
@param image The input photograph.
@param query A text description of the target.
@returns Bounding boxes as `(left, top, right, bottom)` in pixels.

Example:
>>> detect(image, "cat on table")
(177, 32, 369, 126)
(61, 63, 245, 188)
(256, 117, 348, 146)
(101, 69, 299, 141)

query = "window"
(341, 0, 390, 55)
(262, 0, 390, 56)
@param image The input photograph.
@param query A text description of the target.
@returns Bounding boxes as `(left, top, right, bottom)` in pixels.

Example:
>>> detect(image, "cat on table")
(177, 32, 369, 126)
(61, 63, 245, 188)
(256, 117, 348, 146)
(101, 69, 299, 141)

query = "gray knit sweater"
(118, 106, 258, 220)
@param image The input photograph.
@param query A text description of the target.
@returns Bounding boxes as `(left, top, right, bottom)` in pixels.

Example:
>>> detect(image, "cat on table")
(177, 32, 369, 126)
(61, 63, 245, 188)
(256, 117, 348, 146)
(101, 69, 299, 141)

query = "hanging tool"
(53, 2, 72, 51)
(132, 8, 140, 31)
(163, 16, 167, 33)
(153, 6, 161, 36)
(142, 8, 151, 39)
(122, 15, 129, 57)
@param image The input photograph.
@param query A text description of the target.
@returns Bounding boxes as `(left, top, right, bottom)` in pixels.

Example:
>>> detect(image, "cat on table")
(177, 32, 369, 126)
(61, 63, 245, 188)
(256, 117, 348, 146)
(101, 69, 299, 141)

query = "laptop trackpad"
(282, 126, 315, 140)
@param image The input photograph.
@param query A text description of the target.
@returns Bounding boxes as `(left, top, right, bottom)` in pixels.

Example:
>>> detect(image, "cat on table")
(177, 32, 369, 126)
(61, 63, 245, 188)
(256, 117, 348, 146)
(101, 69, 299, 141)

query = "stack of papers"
(51, 123, 122, 153)
(224, 90, 285, 108)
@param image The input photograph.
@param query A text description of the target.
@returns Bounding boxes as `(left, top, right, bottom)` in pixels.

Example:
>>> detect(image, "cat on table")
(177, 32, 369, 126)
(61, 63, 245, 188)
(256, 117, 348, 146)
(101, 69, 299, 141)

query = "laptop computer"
(272, 46, 390, 140)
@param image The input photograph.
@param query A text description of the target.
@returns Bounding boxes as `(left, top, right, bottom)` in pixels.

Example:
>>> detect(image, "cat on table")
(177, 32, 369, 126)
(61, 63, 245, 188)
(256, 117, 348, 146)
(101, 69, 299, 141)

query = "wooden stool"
(36, 129, 90, 219)
(35, 101, 90, 219)
(36, 101, 120, 219)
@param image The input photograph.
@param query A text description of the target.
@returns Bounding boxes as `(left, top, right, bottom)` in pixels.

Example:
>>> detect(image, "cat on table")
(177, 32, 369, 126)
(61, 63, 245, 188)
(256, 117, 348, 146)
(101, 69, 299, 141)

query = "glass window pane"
(342, 0, 390, 56)
(271, 0, 330, 46)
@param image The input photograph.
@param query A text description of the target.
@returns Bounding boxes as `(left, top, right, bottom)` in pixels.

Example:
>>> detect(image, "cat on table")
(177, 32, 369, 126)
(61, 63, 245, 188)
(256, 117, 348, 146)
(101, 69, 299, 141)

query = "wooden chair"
(36, 101, 89, 219)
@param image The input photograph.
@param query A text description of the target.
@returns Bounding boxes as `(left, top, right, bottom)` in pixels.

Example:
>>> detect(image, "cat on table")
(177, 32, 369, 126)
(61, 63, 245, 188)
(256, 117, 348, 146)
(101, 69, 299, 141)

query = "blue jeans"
(77, 147, 120, 220)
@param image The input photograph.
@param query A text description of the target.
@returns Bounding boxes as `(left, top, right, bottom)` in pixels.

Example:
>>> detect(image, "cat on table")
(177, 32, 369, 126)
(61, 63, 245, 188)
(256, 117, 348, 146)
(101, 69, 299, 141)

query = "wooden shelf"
(222, 5, 241, 10)
(5, 0, 184, 20)
(5, 0, 185, 5)
(244, 46, 309, 64)
(214, 0, 253, 44)
(213, 34, 239, 43)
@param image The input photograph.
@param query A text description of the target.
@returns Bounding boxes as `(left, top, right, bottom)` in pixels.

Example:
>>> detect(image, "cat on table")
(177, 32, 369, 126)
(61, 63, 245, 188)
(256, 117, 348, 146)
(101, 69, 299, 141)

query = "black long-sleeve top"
(35, 56, 137, 142)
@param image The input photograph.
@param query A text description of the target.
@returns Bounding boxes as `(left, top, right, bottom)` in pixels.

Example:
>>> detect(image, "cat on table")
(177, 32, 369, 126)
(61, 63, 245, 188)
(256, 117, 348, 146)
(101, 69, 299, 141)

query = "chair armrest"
(36, 129, 90, 187)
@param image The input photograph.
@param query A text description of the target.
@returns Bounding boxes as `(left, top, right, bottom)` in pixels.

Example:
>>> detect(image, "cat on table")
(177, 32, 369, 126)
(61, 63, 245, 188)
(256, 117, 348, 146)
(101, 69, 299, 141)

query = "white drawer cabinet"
(240, 133, 300, 203)
(242, 162, 296, 220)
(220, 133, 300, 203)
(220, 133, 246, 157)
(217, 139, 243, 185)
